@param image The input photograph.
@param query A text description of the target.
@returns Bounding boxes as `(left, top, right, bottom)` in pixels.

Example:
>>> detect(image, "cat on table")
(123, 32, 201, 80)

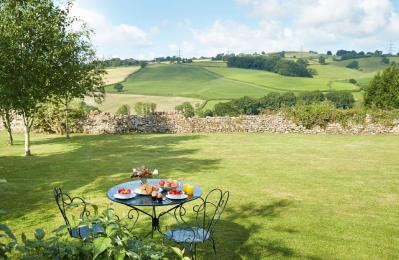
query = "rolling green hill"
(105, 55, 397, 110)
(108, 63, 270, 100)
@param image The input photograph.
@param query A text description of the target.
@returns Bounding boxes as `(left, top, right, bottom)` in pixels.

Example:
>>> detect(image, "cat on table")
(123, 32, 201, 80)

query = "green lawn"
(1, 132, 399, 259)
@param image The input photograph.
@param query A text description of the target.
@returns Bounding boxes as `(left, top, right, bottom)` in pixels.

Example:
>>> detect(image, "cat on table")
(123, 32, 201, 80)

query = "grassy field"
(104, 66, 141, 85)
(1, 132, 399, 259)
(112, 64, 270, 100)
(85, 93, 204, 113)
(202, 66, 358, 92)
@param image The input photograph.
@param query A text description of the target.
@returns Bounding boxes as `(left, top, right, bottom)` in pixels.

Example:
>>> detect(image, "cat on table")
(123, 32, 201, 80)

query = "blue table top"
(107, 179, 202, 207)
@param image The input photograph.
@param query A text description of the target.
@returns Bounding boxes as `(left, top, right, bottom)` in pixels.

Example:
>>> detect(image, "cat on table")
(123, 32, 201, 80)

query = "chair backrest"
(53, 187, 90, 236)
(193, 189, 229, 240)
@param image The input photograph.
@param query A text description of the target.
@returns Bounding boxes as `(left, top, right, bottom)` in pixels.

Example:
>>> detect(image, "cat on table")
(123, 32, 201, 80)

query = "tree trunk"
(65, 101, 70, 139)
(24, 124, 31, 156)
(1, 110, 14, 145)
(7, 126, 13, 145)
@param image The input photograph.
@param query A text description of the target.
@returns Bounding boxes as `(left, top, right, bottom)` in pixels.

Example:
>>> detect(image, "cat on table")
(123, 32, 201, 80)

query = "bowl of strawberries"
(114, 188, 136, 200)
(159, 179, 179, 191)
(166, 189, 188, 200)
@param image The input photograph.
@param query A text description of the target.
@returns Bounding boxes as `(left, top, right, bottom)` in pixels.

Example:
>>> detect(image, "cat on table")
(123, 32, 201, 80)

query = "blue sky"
(72, 0, 399, 59)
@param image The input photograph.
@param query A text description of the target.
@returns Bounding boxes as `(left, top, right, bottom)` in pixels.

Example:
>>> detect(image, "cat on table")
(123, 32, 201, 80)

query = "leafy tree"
(230, 96, 259, 115)
(346, 60, 359, 69)
(349, 79, 357, 84)
(134, 102, 156, 115)
(213, 102, 239, 116)
(327, 51, 332, 55)
(381, 56, 390, 64)
(52, 16, 105, 139)
(364, 66, 399, 109)
(114, 83, 124, 92)
(116, 104, 130, 115)
(325, 91, 355, 109)
(139, 61, 148, 68)
(298, 91, 325, 105)
(279, 92, 297, 107)
(319, 56, 326, 64)
(0, 0, 90, 155)
(0, 89, 14, 145)
(258, 92, 281, 110)
(176, 102, 195, 118)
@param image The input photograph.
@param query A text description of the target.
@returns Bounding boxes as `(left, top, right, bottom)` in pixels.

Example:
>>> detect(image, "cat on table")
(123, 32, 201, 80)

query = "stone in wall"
(2, 111, 399, 135)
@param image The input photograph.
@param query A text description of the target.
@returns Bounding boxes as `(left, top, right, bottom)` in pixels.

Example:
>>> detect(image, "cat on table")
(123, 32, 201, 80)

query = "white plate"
(166, 194, 188, 200)
(159, 186, 176, 191)
(113, 193, 136, 200)
(134, 187, 163, 195)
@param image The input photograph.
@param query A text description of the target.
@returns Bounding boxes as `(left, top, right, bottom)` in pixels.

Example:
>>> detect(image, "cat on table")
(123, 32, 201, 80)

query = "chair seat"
(165, 227, 210, 243)
(70, 224, 103, 239)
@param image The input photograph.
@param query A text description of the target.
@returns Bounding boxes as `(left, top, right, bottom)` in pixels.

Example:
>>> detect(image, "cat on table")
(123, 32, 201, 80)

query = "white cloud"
(191, 0, 399, 56)
(70, 5, 151, 58)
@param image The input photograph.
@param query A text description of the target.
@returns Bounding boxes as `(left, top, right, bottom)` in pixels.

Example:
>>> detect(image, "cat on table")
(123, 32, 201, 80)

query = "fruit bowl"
(159, 179, 179, 191)
(114, 188, 136, 199)
(166, 189, 188, 200)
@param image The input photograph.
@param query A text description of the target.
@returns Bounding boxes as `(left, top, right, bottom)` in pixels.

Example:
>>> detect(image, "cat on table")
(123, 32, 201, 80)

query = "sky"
(71, 0, 399, 59)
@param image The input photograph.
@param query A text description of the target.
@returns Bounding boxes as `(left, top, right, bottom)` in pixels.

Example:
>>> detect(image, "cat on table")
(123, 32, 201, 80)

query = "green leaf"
(93, 237, 112, 259)
(0, 224, 16, 241)
(34, 229, 45, 240)
(0, 179, 6, 183)
(114, 250, 126, 260)
(171, 247, 184, 257)
(52, 224, 68, 234)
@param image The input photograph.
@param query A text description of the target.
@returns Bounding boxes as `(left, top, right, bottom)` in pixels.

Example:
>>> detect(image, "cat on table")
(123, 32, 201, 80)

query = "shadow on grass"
(0, 134, 220, 221)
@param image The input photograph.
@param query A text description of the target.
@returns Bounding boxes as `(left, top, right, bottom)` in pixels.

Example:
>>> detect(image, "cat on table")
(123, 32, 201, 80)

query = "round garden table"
(107, 179, 202, 238)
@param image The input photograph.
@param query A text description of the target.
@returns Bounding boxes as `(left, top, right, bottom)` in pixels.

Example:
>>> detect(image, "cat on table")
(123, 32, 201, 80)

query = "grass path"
(1, 132, 399, 259)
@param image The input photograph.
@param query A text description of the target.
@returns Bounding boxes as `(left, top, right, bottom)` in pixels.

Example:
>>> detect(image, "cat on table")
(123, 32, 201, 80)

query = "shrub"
(34, 102, 84, 134)
(116, 104, 130, 115)
(279, 92, 297, 107)
(258, 92, 281, 110)
(349, 78, 357, 84)
(346, 60, 359, 69)
(213, 102, 240, 116)
(364, 66, 399, 109)
(176, 102, 195, 118)
(325, 91, 355, 109)
(196, 109, 213, 117)
(230, 96, 259, 115)
(0, 207, 177, 259)
(381, 56, 390, 64)
(298, 91, 325, 105)
(284, 102, 337, 129)
(318, 56, 326, 64)
(135, 102, 156, 115)
(113, 83, 124, 92)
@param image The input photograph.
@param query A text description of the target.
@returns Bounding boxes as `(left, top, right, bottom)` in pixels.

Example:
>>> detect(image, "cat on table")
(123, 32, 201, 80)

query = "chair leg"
(211, 237, 217, 256)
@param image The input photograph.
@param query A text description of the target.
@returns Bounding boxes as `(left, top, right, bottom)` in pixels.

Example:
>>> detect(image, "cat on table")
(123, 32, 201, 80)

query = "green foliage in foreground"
(0, 207, 178, 259)
(364, 66, 399, 109)
(1, 133, 399, 259)
(284, 102, 399, 129)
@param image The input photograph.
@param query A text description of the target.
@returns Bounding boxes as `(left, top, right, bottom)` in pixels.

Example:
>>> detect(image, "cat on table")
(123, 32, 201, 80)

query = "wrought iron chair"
(53, 187, 103, 239)
(165, 189, 229, 259)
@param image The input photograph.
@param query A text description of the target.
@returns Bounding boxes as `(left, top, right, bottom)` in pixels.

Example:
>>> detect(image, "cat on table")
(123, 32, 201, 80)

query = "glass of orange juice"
(186, 184, 194, 195)
(182, 183, 188, 193)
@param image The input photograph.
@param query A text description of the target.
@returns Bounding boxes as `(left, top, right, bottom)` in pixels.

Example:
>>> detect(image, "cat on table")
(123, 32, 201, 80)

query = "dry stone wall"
(1, 111, 399, 135)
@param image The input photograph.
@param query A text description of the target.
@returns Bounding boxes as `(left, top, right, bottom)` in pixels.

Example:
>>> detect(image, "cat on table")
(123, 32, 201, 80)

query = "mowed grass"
(104, 66, 141, 85)
(1, 132, 399, 259)
(113, 64, 270, 100)
(203, 66, 358, 92)
(85, 93, 204, 113)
